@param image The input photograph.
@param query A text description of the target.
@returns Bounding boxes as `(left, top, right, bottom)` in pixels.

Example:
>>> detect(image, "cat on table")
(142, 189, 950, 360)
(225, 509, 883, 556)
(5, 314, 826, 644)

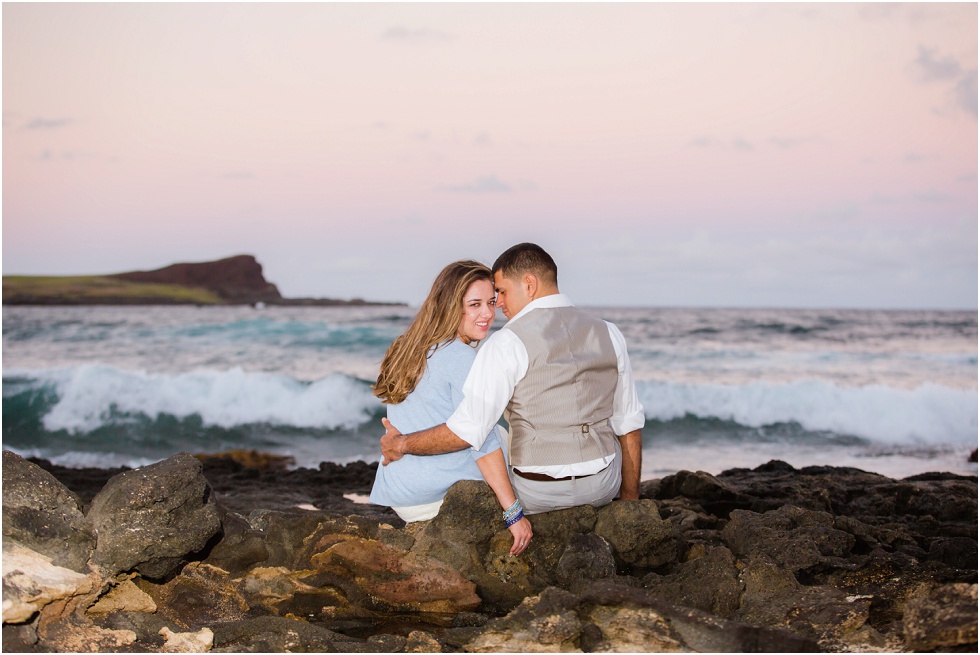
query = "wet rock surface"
(4, 454, 977, 652)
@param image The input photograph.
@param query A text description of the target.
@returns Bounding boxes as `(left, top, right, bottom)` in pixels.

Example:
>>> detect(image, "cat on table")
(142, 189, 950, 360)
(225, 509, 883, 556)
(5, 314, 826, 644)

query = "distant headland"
(2, 255, 406, 307)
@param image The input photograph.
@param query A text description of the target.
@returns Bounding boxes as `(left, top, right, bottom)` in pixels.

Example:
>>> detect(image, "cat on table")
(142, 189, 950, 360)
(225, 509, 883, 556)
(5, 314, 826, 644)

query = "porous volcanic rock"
(86, 453, 222, 579)
(2, 451, 96, 572)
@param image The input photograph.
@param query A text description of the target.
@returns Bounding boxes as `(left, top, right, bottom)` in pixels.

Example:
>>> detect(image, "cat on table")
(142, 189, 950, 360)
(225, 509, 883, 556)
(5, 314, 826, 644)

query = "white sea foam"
(7, 364, 976, 449)
(638, 379, 978, 445)
(10, 364, 379, 433)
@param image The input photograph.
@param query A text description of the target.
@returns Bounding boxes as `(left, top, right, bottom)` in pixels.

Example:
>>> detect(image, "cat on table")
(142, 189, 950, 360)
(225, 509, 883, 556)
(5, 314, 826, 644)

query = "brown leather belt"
(513, 468, 599, 483)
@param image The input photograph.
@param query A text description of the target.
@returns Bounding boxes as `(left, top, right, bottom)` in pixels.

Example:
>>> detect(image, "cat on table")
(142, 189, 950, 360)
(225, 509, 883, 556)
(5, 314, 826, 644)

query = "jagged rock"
(86, 453, 222, 579)
(37, 616, 138, 652)
(594, 499, 680, 568)
(722, 505, 856, 572)
(244, 510, 380, 570)
(239, 563, 368, 622)
(2, 543, 96, 625)
(209, 615, 353, 652)
(15, 458, 977, 653)
(159, 626, 214, 653)
(517, 504, 599, 582)
(311, 537, 481, 613)
(555, 533, 616, 586)
(581, 579, 822, 652)
(87, 577, 157, 615)
(902, 582, 978, 651)
(139, 563, 249, 629)
(465, 587, 584, 652)
(734, 555, 883, 650)
(927, 535, 978, 569)
(641, 545, 743, 618)
(468, 582, 821, 653)
(2, 451, 96, 572)
(409, 481, 553, 611)
(200, 506, 269, 576)
(89, 610, 183, 651)
(404, 629, 442, 652)
(654, 469, 752, 516)
(2, 622, 39, 652)
(366, 633, 407, 652)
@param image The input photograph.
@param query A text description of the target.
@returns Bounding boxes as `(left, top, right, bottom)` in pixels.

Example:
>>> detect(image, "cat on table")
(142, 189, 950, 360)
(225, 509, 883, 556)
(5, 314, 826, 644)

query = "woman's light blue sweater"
(370, 338, 502, 507)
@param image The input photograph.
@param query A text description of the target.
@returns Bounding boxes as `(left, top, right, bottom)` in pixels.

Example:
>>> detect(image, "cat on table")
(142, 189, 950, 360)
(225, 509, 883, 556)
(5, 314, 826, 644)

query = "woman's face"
(457, 279, 496, 344)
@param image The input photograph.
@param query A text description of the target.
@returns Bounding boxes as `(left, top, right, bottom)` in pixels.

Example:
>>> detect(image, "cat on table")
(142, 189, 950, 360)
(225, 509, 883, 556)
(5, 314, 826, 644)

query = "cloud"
(913, 45, 962, 82)
(442, 174, 512, 193)
(25, 117, 71, 130)
(870, 189, 954, 204)
(473, 132, 492, 147)
(910, 47, 976, 119)
(731, 138, 754, 152)
(689, 136, 755, 152)
(954, 69, 978, 118)
(381, 26, 453, 44)
(689, 137, 721, 148)
(911, 189, 953, 203)
(770, 135, 827, 150)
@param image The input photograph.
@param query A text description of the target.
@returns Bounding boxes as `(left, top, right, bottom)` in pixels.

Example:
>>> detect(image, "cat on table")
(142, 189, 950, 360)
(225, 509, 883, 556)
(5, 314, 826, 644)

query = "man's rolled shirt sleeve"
(606, 321, 645, 435)
(446, 329, 528, 450)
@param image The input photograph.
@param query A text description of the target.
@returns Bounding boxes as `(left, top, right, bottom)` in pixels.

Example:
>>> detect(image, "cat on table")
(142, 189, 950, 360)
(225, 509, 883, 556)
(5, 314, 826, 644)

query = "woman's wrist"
(503, 498, 524, 526)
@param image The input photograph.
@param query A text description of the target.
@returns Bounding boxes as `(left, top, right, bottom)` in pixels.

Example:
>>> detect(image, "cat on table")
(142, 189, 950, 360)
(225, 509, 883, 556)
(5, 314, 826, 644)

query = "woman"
(370, 260, 532, 555)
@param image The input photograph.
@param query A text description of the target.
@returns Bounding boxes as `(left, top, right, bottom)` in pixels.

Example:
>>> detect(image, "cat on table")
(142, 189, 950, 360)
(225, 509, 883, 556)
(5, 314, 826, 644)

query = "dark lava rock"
(642, 545, 743, 618)
(653, 469, 752, 516)
(210, 615, 357, 652)
(86, 452, 222, 579)
(200, 505, 270, 576)
(594, 499, 680, 568)
(555, 533, 616, 586)
(2, 450, 96, 572)
(721, 505, 856, 572)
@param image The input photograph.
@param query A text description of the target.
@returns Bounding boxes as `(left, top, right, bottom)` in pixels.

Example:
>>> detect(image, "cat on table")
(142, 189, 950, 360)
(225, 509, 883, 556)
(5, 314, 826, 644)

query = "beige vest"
(504, 305, 619, 467)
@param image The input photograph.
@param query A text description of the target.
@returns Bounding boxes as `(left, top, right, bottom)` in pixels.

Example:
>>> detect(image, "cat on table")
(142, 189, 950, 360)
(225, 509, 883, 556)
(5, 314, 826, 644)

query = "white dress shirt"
(446, 293, 645, 477)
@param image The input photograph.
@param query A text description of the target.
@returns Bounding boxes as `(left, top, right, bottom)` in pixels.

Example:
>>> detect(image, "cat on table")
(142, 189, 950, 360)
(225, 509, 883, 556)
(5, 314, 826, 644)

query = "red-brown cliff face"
(110, 255, 283, 304)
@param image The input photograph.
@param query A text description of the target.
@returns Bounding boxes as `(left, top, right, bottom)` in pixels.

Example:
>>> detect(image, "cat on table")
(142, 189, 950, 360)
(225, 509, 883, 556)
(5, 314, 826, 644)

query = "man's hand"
(380, 417, 404, 466)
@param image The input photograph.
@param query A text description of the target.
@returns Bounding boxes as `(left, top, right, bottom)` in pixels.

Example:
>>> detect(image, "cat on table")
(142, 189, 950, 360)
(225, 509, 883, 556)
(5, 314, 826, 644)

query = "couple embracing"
(369, 243, 644, 555)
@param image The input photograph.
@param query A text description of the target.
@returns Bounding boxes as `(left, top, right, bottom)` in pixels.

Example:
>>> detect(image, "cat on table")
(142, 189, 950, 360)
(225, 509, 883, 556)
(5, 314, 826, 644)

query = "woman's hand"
(508, 517, 533, 556)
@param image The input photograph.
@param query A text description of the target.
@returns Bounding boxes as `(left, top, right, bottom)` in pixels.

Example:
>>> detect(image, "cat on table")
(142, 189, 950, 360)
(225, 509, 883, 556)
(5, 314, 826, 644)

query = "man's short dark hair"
(492, 243, 558, 286)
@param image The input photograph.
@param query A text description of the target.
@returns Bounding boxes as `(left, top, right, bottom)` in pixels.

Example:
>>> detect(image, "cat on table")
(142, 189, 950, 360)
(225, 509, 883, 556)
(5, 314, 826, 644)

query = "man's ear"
(523, 273, 538, 298)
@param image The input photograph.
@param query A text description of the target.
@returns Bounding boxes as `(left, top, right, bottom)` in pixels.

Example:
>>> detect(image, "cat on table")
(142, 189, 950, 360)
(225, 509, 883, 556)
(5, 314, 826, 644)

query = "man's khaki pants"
(511, 439, 622, 515)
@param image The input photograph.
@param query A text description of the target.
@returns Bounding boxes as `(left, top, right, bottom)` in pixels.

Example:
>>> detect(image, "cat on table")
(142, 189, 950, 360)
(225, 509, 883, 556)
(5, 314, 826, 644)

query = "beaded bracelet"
(505, 508, 524, 527)
(503, 499, 523, 522)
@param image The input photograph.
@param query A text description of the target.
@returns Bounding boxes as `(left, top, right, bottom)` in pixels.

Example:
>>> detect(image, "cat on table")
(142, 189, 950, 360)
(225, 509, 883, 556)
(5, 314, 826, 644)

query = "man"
(381, 242, 644, 515)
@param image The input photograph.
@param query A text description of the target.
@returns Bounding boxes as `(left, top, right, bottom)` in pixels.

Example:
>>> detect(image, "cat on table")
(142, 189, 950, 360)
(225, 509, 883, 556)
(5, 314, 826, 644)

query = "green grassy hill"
(3, 275, 224, 305)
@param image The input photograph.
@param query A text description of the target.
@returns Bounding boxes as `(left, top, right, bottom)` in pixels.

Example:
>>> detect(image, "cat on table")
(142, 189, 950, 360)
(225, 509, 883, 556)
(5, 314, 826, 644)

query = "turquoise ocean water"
(3, 305, 976, 479)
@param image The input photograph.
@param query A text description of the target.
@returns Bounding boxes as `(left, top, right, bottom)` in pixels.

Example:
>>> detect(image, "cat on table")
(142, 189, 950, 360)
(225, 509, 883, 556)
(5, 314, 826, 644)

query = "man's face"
(493, 271, 532, 320)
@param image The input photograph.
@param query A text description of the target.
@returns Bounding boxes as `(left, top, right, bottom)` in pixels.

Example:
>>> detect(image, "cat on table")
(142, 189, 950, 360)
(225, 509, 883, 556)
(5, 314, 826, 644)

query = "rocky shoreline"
(3, 450, 977, 653)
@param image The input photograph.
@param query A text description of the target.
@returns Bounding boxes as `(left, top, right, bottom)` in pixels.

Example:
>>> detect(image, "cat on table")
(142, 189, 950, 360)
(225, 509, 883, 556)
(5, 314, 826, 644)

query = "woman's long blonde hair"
(373, 260, 493, 404)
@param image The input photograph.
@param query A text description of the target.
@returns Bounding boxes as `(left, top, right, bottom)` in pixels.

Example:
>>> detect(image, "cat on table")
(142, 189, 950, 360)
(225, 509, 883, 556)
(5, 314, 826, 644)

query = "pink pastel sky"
(3, 3, 977, 308)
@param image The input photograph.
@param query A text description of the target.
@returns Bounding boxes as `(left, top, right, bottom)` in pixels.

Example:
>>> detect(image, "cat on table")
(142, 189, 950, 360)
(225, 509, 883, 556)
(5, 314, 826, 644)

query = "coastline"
(4, 449, 976, 652)
(2, 255, 407, 307)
